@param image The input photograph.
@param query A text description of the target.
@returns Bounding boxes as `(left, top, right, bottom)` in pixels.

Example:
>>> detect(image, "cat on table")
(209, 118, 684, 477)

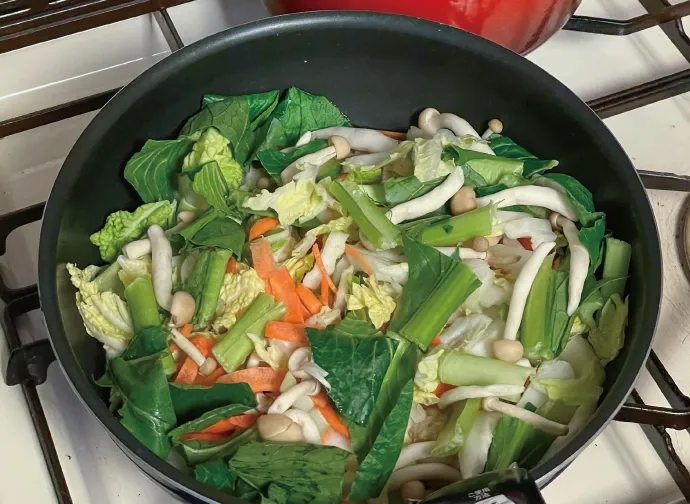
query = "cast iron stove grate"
(3, 2, 690, 503)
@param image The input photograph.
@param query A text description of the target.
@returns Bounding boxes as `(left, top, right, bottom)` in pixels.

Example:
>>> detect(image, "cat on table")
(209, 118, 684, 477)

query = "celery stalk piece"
(420, 204, 495, 246)
(124, 275, 161, 330)
(330, 180, 401, 250)
(195, 249, 232, 328)
(439, 352, 533, 387)
(431, 397, 481, 457)
(520, 253, 555, 363)
(212, 293, 286, 373)
(600, 238, 632, 300)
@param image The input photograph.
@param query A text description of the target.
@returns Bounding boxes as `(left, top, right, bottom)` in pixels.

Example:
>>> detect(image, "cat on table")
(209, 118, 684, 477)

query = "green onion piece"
(330, 180, 401, 250)
(439, 352, 533, 387)
(194, 249, 232, 328)
(124, 275, 161, 330)
(420, 205, 495, 246)
(520, 253, 555, 363)
(600, 238, 632, 300)
(212, 294, 286, 373)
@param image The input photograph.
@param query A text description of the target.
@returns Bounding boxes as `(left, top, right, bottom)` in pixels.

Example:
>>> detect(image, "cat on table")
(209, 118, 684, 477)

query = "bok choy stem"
(439, 351, 533, 387)
(124, 275, 161, 330)
(601, 238, 631, 300)
(420, 204, 495, 246)
(195, 249, 232, 328)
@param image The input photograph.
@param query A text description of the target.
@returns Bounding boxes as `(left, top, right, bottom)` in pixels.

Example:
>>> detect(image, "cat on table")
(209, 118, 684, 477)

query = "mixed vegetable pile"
(68, 87, 631, 503)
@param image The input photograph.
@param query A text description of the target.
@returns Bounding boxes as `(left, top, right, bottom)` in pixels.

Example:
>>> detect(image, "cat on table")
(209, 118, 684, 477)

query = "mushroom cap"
(258, 414, 304, 442)
(328, 135, 351, 159)
(169, 291, 196, 327)
(418, 108, 441, 133)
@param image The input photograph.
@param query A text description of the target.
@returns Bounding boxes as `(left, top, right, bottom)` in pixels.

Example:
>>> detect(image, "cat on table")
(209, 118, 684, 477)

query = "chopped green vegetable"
(439, 352, 533, 387)
(257, 139, 328, 177)
(124, 275, 161, 330)
(484, 412, 555, 472)
(169, 382, 255, 423)
(587, 294, 629, 365)
(600, 238, 631, 300)
(170, 403, 253, 443)
(487, 134, 558, 177)
(390, 236, 481, 350)
(383, 175, 445, 206)
(183, 127, 243, 188)
(194, 249, 232, 328)
(432, 397, 481, 456)
(212, 293, 286, 372)
(420, 204, 495, 246)
(330, 180, 401, 250)
(177, 426, 260, 465)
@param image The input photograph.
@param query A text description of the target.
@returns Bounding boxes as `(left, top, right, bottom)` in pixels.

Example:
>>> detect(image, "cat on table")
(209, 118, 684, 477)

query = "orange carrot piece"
(376, 129, 407, 141)
(321, 430, 332, 445)
(335, 173, 348, 181)
(316, 402, 350, 439)
(180, 324, 194, 337)
(265, 321, 309, 346)
(179, 432, 229, 443)
(217, 368, 287, 393)
(430, 336, 443, 347)
(249, 217, 281, 241)
(269, 267, 304, 324)
(189, 334, 215, 358)
(310, 390, 329, 408)
(193, 367, 224, 386)
(250, 238, 275, 291)
(311, 243, 337, 293)
(300, 302, 312, 321)
(169, 342, 179, 354)
(225, 257, 237, 274)
(174, 358, 199, 385)
(433, 383, 456, 398)
(201, 413, 258, 435)
(320, 272, 329, 305)
(344, 244, 374, 276)
(296, 284, 323, 315)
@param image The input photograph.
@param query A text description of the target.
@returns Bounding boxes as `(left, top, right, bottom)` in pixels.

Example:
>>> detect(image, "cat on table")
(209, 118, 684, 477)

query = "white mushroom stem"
(281, 146, 337, 184)
(503, 241, 555, 340)
(333, 265, 354, 314)
(557, 215, 590, 316)
(302, 231, 348, 289)
(147, 225, 173, 311)
(322, 429, 351, 451)
(310, 127, 399, 152)
(388, 463, 462, 491)
(284, 408, 322, 445)
(288, 347, 312, 379)
(394, 441, 436, 471)
(418, 108, 481, 138)
(481, 118, 504, 139)
(439, 384, 525, 409)
(246, 393, 273, 415)
(268, 379, 320, 414)
(476, 186, 578, 222)
(434, 247, 487, 260)
(122, 211, 197, 260)
(387, 167, 465, 225)
(246, 351, 262, 368)
(169, 327, 217, 375)
(482, 397, 569, 436)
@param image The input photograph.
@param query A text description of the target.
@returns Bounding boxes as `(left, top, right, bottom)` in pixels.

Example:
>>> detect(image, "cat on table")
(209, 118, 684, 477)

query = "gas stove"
(1, 1, 690, 503)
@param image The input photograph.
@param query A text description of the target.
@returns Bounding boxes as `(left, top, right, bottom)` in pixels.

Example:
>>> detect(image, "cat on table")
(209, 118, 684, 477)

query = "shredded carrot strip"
(433, 383, 456, 398)
(344, 244, 374, 276)
(296, 284, 323, 315)
(250, 238, 275, 293)
(312, 243, 337, 293)
(179, 432, 229, 442)
(249, 217, 280, 241)
(376, 129, 407, 141)
(269, 267, 305, 324)
(265, 321, 309, 346)
(201, 413, 258, 434)
(225, 257, 237, 274)
(430, 336, 443, 347)
(180, 324, 194, 337)
(217, 368, 287, 393)
(193, 367, 224, 386)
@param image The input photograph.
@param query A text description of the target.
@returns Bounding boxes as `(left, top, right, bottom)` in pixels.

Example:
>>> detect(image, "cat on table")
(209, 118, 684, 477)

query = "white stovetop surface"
(1, 0, 690, 502)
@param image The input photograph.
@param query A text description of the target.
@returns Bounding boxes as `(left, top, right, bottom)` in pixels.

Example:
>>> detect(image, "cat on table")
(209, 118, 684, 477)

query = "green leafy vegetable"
(169, 382, 255, 423)
(191, 161, 234, 216)
(487, 134, 558, 177)
(180, 91, 280, 165)
(344, 167, 383, 184)
(255, 87, 350, 154)
(383, 175, 446, 206)
(588, 294, 629, 365)
(109, 352, 176, 458)
(579, 214, 606, 275)
(330, 180, 401, 250)
(307, 325, 396, 425)
(419, 205, 495, 246)
(484, 412, 555, 472)
(442, 145, 526, 188)
(170, 404, 253, 443)
(227, 442, 351, 504)
(90, 201, 175, 262)
(194, 249, 232, 328)
(348, 380, 413, 501)
(187, 216, 245, 254)
(194, 459, 235, 492)
(177, 426, 260, 465)
(257, 139, 329, 177)
(121, 326, 169, 360)
(182, 127, 243, 188)
(396, 215, 448, 241)
(124, 138, 195, 203)
(390, 236, 481, 350)
(600, 238, 632, 300)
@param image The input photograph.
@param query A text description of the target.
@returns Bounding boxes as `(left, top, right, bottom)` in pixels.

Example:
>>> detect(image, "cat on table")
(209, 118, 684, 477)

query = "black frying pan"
(38, 11, 661, 503)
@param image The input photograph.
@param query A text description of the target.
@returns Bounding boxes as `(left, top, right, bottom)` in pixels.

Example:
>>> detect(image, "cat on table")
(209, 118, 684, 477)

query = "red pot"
(265, 0, 581, 54)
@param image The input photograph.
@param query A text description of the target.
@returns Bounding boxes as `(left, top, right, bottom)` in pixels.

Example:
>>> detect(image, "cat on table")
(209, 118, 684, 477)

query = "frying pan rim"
(37, 9, 661, 500)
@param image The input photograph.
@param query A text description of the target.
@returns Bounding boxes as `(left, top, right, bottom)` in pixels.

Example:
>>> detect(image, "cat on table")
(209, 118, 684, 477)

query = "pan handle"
(615, 403, 690, 429)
